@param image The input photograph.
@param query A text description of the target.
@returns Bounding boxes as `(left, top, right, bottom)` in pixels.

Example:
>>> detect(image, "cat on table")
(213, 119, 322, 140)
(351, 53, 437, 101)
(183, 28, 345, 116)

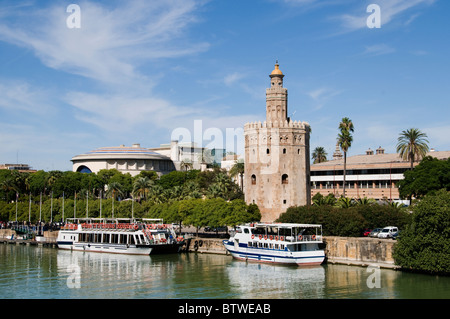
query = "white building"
(71, 143, 175, 176)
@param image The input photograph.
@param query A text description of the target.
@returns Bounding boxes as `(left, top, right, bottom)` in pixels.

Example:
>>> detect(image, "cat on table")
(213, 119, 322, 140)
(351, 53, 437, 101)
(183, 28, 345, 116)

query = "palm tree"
(180, 159, 193, 172)
(229, 159, 245, 191)
(312, 147, 328, 164)
(396, 128, 429, 170)
(132, 177, 153, 201)
(357, 197, 376, 206)
(337, 117, 354, 197)
(336, 197, 356, 208)
(149, 184, 166, 204)
(105, 182, 124, 218)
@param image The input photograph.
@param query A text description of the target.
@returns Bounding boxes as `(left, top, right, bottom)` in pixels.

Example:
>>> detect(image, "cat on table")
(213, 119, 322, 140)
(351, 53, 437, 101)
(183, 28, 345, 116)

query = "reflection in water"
(1, 245, 449, 299)
(226, 261, 326, 299)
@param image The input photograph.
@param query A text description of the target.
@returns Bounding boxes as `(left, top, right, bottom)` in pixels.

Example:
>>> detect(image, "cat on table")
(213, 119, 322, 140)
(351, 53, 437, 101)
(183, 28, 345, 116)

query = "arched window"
(77, 165, 92, 174)
(283, 148, 286, 154)
(251, 174, 257, 185)
(266, 148, 270, 155)
(282, 174, 288, 184)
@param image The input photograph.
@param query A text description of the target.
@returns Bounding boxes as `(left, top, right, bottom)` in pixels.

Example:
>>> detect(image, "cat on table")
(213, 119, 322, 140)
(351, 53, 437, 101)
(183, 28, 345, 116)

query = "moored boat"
(57, 218, 185, 255)
(223, 223, 325, 266)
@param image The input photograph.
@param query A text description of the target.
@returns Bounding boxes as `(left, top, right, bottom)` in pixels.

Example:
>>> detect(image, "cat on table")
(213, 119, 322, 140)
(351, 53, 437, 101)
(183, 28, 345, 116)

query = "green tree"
(337, 117, 354, 197)
(335, 197, 356, 209)
(396, 128, 430, 170)
(393, 189, 450, 274)
(312, 146, 328, 164)
(397, 156, 450, 200)
(229, 159, 245, 192)
(132, 176, 153, 200)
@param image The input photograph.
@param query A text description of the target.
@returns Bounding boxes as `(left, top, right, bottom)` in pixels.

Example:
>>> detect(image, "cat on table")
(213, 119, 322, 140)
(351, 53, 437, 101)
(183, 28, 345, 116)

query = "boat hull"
(223, 240, 325, 266)
(57, 241, 152, 255)
(149, 242, 185, 254)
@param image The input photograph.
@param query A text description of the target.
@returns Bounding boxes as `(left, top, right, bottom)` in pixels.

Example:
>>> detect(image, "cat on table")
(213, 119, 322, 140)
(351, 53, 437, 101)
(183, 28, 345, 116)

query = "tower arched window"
(251, 174, 257, 185)
(282, 174, 289, 184)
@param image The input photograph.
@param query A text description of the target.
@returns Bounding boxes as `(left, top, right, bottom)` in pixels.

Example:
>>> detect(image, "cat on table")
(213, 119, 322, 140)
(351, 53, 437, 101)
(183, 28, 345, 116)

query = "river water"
(0, 244, 449, 300)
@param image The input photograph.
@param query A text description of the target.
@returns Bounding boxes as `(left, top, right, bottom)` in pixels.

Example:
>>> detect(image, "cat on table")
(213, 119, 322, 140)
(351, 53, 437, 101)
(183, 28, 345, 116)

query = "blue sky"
(0, 0, 449, 171)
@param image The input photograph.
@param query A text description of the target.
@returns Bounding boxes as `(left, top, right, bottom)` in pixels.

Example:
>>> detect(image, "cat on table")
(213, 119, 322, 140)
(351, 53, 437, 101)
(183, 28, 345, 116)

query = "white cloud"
(307, 87, 342, 110)
(224, 72, 246, 86)
(0, 80, 53, 114)
(0, 0, 209, 85)
(363, 43, 396, 56)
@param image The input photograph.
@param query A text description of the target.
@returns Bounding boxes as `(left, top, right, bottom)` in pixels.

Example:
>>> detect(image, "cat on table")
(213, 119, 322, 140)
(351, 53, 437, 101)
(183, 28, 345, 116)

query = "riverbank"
(185, 235, 400, 269)
(1, 229, 400, 269)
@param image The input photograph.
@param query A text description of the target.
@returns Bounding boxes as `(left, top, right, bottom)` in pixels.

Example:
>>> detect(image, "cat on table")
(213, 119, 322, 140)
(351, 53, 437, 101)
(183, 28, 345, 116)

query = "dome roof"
(71, 144, 170, 161)
(87, 144, 160, 155)
(270, 62, 283, 76)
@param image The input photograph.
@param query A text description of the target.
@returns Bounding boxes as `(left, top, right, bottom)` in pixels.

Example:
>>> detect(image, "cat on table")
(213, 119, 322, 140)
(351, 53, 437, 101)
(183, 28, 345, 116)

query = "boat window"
(244, 228, 249, 234)
(254, 227, 265, 235)
(269, 243, 273, 249)
(248, 242, 253, 247)
(274, 244, 279, 250)
(130, 235, 135, 245)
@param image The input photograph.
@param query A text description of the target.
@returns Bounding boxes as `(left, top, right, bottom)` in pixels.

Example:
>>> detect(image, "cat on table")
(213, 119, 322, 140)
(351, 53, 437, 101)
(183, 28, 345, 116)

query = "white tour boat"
(57, 218, 185, 255)
(223, 223, 325, 266)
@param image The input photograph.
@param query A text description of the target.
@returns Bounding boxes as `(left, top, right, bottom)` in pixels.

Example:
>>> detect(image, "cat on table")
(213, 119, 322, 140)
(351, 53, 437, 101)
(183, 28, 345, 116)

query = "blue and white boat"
(223, 223, 325, 266)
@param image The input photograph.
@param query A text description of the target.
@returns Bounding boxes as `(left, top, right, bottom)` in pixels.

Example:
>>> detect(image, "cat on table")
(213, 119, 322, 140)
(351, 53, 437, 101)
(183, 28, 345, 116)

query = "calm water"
(0, 244, 449, 299)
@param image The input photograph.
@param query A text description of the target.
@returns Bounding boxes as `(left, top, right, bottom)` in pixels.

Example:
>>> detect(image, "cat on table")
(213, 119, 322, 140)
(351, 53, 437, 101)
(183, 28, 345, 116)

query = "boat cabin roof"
(65, 217, 164, 224)
(248, 223, 322, 229)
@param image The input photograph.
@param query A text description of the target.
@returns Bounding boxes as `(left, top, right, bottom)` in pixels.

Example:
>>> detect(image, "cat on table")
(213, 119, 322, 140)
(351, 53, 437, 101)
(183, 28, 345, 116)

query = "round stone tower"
(244, 62, 311, 222)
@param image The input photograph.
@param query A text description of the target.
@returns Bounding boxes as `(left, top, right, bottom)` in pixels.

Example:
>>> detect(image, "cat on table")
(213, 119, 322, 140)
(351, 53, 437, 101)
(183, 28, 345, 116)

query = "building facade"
(244, 62, 311, 222)
(71, 141, 227, 176)
(311, 148, 450, 203)
(71, 144, 175, 177)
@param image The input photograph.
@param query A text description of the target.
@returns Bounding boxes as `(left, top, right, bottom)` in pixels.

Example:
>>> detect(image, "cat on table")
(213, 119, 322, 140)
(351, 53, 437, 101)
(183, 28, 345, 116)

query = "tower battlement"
(244, 120, 310, 130)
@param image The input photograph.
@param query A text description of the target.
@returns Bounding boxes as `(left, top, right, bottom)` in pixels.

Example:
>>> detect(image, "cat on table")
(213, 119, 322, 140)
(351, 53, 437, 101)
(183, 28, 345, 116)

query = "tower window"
(283, 148, 286, 154)
(282, 174, 289, 184)
(267, 148, 270, 154)
(251, 174, 256, 185)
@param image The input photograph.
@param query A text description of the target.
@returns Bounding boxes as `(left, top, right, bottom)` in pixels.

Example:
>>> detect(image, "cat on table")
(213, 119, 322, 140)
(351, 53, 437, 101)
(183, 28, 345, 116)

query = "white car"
(377, 226, 398, 239)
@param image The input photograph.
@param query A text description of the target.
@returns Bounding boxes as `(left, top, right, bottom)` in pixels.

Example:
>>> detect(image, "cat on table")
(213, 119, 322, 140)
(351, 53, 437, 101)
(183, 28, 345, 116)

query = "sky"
(0, 0, 449, 171)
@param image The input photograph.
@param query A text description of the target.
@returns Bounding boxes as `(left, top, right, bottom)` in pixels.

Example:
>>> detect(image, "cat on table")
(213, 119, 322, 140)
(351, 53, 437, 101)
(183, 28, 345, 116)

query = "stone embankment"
(186, 235, 399, 269)
(2, 228, 399, 269)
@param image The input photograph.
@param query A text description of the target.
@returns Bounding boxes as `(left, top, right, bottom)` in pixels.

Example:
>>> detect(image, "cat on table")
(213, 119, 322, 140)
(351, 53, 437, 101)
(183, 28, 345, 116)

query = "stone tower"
(244, 62, 311, 222)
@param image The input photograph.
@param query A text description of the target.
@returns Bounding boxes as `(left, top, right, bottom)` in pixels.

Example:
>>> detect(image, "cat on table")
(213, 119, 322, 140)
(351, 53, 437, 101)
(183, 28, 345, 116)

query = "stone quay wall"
(187, 236, 399, 269)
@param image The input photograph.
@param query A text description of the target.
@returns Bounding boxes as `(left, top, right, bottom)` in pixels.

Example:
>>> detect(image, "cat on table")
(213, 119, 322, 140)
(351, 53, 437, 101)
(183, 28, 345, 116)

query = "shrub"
(393, 190, 450, 274)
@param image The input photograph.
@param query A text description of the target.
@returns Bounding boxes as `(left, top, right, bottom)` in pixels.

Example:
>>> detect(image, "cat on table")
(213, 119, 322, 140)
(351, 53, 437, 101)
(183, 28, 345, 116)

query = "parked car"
(377, 226, 398, 239)
(363, 229, 372, 237)
(204, 226, 227, 232)
(392, 230, 402, 240)
(368, 228, 383, 238)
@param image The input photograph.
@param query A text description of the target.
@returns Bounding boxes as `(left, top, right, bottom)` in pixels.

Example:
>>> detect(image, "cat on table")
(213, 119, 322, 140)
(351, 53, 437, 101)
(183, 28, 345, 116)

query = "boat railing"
(292, 234, 322, 243)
